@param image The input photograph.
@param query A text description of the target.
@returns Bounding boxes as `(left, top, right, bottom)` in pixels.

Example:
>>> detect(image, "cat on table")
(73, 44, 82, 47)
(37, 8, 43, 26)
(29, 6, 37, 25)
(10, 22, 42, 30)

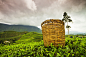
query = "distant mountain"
(0, 23, 42, 33)
(65, 31, 85, 35)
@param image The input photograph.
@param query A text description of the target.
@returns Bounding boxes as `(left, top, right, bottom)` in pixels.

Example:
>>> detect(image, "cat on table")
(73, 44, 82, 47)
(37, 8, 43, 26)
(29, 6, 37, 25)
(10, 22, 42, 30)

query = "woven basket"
(41, 19, 65, 47)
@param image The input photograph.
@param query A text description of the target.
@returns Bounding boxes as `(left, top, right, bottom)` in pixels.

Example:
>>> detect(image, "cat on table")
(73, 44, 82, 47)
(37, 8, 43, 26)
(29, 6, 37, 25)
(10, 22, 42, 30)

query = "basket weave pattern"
(41, 19, 65, 47)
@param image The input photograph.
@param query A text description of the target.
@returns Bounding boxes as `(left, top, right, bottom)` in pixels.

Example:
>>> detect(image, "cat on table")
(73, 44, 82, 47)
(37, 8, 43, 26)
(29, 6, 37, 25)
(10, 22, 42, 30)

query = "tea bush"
(0, 33, 86, 57)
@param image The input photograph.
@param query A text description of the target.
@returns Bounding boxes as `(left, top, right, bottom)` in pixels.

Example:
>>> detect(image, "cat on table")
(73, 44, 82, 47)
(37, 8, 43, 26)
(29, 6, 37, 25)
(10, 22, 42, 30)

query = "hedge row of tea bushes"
(0, 35, 23, 46)
(0, 31, 28, 44)
(0, 35, 86, 57)
(0, 41, 44, 57)
(0, 31, 28, 38)
(15, 32, 43, 44)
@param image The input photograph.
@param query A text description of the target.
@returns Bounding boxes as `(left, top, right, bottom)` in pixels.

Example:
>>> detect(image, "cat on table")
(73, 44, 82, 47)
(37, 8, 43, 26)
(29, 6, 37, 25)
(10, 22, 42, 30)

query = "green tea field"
(0, 32, 86, 57)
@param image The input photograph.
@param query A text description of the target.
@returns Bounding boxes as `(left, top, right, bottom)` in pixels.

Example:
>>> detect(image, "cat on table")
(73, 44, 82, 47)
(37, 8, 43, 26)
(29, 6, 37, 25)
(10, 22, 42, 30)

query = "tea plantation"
(0, 32, 86, 57)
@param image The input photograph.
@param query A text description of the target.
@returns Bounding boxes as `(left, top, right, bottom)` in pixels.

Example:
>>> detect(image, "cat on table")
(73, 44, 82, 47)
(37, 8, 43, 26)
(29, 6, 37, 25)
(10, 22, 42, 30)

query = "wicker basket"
(41, 19, 65, 47)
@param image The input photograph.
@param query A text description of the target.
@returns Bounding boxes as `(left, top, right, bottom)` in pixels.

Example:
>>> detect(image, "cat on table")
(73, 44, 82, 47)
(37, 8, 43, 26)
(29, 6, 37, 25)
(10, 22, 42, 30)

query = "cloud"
(0, 0, 86, 32)
(0, 0, 33, 15)
(24, 0, 37, 11)
(40, 0, 86, 32)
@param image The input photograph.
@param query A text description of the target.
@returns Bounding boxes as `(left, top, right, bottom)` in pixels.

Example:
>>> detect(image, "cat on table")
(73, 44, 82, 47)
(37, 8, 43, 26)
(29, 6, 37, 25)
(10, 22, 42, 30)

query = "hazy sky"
(0, 0, 86, 32)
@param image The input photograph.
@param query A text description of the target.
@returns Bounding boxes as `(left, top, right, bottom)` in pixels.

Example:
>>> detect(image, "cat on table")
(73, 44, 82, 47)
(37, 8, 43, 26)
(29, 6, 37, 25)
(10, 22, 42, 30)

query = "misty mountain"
(65, 31, 85, 35)
(0, 23, 42, 33)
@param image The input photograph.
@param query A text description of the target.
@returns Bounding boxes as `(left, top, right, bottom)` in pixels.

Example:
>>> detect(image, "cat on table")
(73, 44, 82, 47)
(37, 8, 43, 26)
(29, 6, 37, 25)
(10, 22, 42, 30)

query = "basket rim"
(41, 19, 64, 27)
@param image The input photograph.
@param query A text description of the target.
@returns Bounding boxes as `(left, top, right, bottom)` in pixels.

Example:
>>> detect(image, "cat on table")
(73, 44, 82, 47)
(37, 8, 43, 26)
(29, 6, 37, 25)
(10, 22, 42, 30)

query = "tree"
(62, 12, 73, 35)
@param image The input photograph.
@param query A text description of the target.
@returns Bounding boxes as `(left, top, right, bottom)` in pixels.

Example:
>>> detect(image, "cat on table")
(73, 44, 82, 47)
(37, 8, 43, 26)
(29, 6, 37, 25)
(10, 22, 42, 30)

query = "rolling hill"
(0, 23, 42, 33)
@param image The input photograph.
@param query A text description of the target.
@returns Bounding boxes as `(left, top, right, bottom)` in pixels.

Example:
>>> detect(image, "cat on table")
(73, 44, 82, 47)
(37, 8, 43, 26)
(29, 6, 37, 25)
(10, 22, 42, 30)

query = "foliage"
(62, 12, 73, 35)
(15, 32, 43, 44)
(0, 31, 28, 44)
(0, 32, 86, 57)
(0, 31, 28, 38)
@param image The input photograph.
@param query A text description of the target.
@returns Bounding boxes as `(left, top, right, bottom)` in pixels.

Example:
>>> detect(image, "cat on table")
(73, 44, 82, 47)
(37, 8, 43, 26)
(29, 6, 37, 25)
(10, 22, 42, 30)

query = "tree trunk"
(67, 20, 68, 25)
(68, 28, 69, 38)
(68, 28, 69, 35)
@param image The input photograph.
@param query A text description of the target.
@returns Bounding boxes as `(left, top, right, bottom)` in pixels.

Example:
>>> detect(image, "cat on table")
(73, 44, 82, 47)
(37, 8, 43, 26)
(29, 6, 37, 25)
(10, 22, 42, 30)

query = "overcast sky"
(0, 0, 86, 33)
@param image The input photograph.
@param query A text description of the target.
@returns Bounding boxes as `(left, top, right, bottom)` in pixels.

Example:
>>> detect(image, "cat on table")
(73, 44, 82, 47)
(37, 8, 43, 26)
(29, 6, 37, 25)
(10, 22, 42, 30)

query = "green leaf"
(68, 19, 72, 22)
(62, 19, 65, 21)
(66, 25, 71, 28)
(68, 53, 70, 56)
(51, 43, 53, 47)
(63, 12, 67, 16)
(71, 49, 73, 53)
(72, 54, 74, 56)
(57, 53, 61, 56)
